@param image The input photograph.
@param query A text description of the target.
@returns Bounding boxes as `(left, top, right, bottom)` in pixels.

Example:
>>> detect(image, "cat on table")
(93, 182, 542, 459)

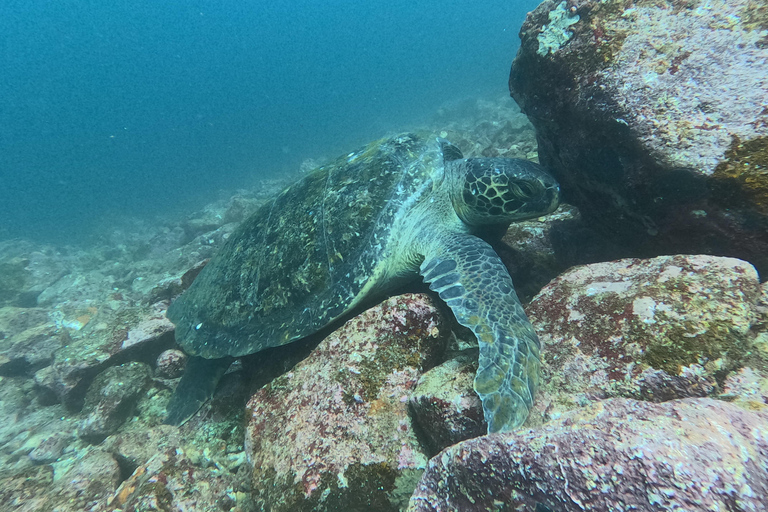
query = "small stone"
(155, 349, 187, 379)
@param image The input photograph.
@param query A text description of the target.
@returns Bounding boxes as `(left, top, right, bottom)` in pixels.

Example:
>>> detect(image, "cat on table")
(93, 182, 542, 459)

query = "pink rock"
(408, 398, 768, 512)
(525, 255, 762, 422)
(244, 293, 448, 512)
(509, 0, 768, 275)
(722, 367, 768, 406)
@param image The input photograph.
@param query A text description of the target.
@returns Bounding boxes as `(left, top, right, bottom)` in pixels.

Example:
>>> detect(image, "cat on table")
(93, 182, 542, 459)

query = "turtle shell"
(168, 133, 443, 358)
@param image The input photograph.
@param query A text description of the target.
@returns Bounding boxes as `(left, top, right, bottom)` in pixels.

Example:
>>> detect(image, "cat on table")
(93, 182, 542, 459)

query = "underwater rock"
(120, 312, 176, 353)
(0, 323, 69, 376)
(107, 446, 251, 512)
(499, 203, 579, 301)
(429, 94, 539, 162)
(0, 447, 120, 512)
(0, 257, 30, 306)
(146, 258, 208, 303)
(407, 397, 768, 512)
(0, 372, 76, 475)
(721, 367, 768, 407)
(0, 306, 50, 336)
(407, 355, 485, 456)
(180, 191, 266, 240)
(509, 0, 768, 275)
(525, 254, 762, 422)
(35, 306, 175, 408)
(102, 424, 182, 476)
(77, 362, 153, 443)
(27, 431, 73, 464)
(244, 293, 448, 512)
(155, 348, 187, 379)
(0, 307, 66, 376)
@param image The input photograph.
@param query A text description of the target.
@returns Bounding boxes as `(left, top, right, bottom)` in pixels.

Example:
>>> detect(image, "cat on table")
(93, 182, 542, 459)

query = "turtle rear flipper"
(420, 234, 540, 433)
(164, 356, 234, 426)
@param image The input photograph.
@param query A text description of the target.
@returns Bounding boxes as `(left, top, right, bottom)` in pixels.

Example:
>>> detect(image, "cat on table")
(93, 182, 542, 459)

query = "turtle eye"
(515, 181, 538, 198)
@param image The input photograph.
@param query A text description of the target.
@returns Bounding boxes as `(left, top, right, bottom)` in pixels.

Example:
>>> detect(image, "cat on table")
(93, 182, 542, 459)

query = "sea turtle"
(165, 133, 560, 432)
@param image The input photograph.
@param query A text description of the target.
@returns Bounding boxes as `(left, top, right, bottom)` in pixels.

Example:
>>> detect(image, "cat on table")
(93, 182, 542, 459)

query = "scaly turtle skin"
(165, 133, 560, 432)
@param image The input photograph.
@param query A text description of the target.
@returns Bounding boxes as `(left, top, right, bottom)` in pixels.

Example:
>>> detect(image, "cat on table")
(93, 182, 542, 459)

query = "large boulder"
(526, 254, 763, 422)
(407, 398, 768, 512)
(244, 293, 449, 512)
(509, 0, 768, 274)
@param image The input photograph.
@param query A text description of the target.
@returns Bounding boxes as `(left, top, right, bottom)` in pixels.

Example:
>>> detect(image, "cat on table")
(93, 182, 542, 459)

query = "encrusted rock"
(120, 312, 175, 352)
(0, 374, 76, 474)
(0, 448, 120, 512)
(0, 323, 69, 376)
(0, 257, 30, 306)
(244, 293, 448, 512)
(146, 258, 208, 303)
(0, 306, 50, 337)
(155, 348, 187, 379)
(721, 367, 768, 407)
(525, 254, 761, 421)
(27, 431, 73, 464)
(408, 356, 484, 456)
(107, 447, 250, 512)
(35, 307, 175, 407)
(510, 0, 768, 274)
(78, 362, 153, 443)
(102, 424, 182, 473)
(408, 398, 768, 512)
(499, 203, 578, 301)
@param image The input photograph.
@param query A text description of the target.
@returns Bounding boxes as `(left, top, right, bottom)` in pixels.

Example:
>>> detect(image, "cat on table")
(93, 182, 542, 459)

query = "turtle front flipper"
(420, 234, 540, 433)
(164, 355, 234, 426)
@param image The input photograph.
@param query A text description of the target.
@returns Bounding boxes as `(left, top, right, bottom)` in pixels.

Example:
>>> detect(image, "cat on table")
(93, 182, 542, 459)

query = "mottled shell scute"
(168, 133, 443, 359)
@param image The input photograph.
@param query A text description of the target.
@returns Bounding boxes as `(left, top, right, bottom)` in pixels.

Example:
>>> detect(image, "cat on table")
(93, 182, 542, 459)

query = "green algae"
(713, 136, 768, 214)
(254, 461, 403, 512)
(641, 320, 751, 378)
(741, 0, 768, 32)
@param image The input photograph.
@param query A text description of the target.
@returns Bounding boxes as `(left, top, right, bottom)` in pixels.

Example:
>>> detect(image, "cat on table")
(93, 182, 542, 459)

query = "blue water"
(0, 0, 539, 243)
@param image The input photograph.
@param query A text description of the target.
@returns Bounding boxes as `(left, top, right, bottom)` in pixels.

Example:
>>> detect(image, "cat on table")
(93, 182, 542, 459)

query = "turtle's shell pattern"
(168, 133, 443, 358)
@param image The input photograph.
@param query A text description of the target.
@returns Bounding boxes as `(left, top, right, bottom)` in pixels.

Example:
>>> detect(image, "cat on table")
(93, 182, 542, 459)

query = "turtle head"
(448, 158, 560, 227)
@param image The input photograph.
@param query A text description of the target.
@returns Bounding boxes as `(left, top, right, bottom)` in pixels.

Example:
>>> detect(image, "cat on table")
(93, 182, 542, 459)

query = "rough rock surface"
(77, 362, 153, 443)
(106, 446, 252, 512)
(408, 398, 768, 512)
(0, 447, 121, 512)
(525, 254, 763, 422)
(509, 0, 768, 274)
(0, 307, 68, 376)
(408, 356, 485, 456)
(244, 293, 449, 512)
(34, 304, 175, 408)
